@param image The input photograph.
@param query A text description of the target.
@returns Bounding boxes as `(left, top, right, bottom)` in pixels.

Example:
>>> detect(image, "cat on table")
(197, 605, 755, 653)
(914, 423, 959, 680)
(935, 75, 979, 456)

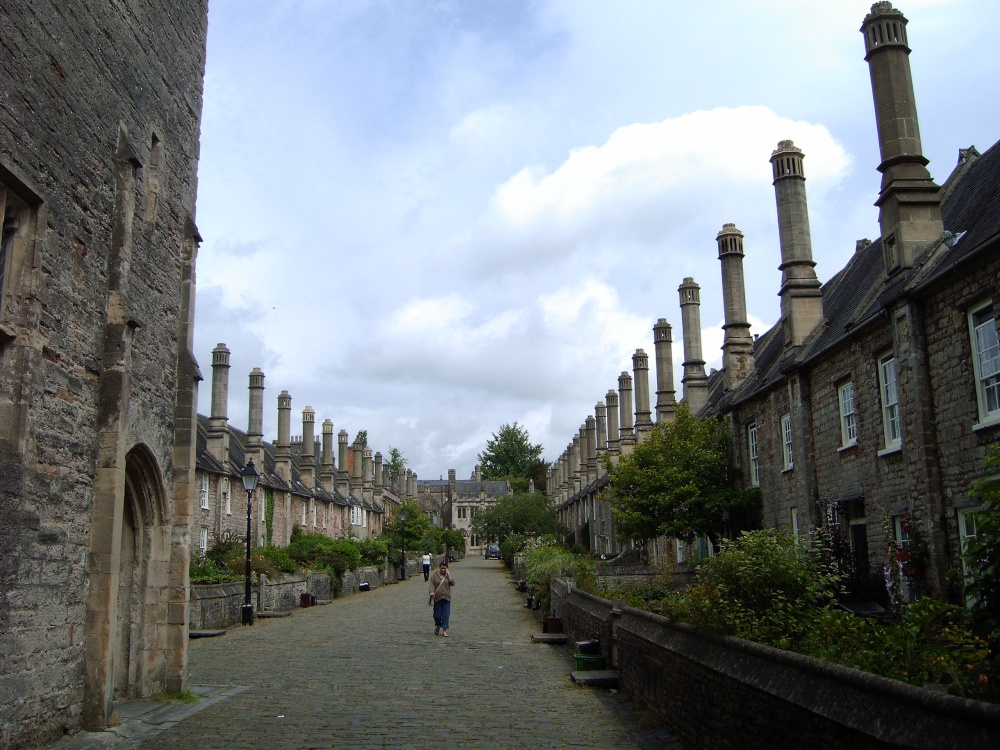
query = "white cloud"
(491, 106, 850, 230)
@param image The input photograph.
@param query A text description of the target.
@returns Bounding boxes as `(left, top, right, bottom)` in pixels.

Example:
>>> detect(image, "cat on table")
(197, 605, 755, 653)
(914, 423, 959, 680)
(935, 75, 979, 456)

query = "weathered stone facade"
(0, 2, 209, 747)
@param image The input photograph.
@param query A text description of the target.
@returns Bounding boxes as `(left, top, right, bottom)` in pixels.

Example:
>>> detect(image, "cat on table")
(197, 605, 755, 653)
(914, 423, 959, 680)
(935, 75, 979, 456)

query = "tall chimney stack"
(585, 417, 597, 481)
(595, 401, 608, 471)
(321, 419, 335, 492)
(718, 223, 755, 391)
(618, 371, 635, 454)
(337, 429, 350, 497)
(652, 319, 677, 423)
(678, 279, 709, 415)
(247, 368, 265, 466)
(300, 407, 316, 489)
(207, 343, 230, 463)
(771, 141, 824, 348)
(362, 448, 373, 501)
(275, 391, 292, 481)
(632, 349, 653, 442)
(606, 389, 621, 459)
(861, 2, 942, 268)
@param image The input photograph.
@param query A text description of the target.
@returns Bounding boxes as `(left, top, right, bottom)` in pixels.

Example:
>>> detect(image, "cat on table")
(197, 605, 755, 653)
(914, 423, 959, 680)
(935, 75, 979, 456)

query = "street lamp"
(399, 508, 407, 581)
(240, 458, 260, 625)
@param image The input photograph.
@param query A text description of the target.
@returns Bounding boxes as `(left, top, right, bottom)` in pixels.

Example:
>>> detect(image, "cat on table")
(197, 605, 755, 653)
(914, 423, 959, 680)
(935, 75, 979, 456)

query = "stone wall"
(555, 582, 1000, 749)
(190, 583, 244, 631)
(0, 2, 209, 746)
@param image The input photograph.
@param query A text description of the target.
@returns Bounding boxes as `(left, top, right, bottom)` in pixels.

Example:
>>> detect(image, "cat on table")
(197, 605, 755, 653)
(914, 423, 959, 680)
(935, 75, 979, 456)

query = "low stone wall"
(554, 581, 1000, 749)
(341, 565, 384, 594)
(190, 582, 244, 630)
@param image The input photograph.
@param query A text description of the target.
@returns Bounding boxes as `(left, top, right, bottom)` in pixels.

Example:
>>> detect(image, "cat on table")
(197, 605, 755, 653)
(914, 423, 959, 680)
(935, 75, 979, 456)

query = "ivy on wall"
(265, 488, 275, 544)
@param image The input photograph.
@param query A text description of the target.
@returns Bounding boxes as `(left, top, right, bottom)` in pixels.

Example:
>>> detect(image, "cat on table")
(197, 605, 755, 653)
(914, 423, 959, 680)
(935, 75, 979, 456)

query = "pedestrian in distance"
(421, 552, 431, 581)
(428, 561, 455, 637)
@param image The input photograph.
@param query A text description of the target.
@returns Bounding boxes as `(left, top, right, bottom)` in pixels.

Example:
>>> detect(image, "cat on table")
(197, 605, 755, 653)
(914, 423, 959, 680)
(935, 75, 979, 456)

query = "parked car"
(484, 544, 501, 559)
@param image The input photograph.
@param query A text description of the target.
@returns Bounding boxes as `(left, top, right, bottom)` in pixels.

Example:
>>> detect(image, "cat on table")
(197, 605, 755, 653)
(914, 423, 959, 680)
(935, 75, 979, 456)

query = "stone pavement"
(50, 555, 679, 750)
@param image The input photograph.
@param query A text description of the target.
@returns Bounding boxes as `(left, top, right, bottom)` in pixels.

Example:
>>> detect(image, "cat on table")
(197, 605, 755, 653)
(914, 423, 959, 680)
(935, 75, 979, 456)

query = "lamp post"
(399, 508, 407, 581)
(241, 459, 260, 625)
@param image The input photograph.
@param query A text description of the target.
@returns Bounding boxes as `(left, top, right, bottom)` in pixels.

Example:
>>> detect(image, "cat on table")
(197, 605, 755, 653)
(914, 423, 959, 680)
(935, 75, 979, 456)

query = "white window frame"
(301, 500, 307, 526)
(781, 413, 793, 470)
(879, 354, 901, 451)
(747, 423, 759, 487)
(200, 474, 209, 509)
(675, 538, 685, 564)
(222, 479, 231, 516)
(970, 300, 1000, 426)
(839, 381, 857, 448)
(789, 508, 800, 542)
(199, 527, 208, 554)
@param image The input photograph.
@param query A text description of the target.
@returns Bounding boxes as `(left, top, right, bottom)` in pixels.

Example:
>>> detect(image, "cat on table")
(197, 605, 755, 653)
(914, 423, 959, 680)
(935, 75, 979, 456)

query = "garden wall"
(553, 580, 1000, 749)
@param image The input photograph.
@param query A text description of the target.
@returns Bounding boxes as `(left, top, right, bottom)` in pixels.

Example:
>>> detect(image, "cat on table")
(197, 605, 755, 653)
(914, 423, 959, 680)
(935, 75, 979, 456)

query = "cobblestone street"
(119, 557, 659, 749)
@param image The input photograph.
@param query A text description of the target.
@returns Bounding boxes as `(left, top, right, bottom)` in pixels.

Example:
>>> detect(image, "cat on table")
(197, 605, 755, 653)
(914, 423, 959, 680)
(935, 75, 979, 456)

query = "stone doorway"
(112, 469, 146, 701)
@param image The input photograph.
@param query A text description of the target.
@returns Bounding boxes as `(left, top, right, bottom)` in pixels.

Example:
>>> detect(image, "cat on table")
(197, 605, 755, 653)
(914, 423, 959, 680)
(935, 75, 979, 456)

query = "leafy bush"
(189, 555, 241, 584)
(499, 533, 526, 564)
(801, 599, 989, 696)
(286, 529, 362, 577)
(622, 529, 991, 698)
(259, 544, 297, 574)
(356, 537, 388, 571)
(662, 530, 840, 649)
(523, 544, 595, 613)
(205, 530, 244, 568)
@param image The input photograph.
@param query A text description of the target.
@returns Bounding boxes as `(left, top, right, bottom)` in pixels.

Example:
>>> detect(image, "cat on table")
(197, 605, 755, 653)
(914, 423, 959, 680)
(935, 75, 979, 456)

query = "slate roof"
(710, 137, 1000, 412)
(196, 414, 362, 510)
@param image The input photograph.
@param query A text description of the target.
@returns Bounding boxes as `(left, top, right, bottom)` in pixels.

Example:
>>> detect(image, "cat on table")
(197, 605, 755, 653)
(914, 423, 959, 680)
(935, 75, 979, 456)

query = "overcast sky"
(193, 0, 1000, 481)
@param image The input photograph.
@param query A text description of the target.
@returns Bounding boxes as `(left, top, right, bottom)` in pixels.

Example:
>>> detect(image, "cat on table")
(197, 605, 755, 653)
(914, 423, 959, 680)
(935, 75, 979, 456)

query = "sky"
(192, 0, 1000, 482)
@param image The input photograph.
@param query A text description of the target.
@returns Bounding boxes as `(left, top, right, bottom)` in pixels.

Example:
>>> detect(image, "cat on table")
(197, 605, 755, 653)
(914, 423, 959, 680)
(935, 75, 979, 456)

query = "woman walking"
(428, 561, 455, 637)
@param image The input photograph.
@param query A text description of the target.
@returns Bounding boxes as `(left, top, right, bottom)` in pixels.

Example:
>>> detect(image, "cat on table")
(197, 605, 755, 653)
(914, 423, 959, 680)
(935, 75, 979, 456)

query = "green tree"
(478, 422, 546, 484)
(603, 403, 758, 546)
(385, 446, 406, 485)
(380, 500, 432, 564)
(471, 491, 565, 547)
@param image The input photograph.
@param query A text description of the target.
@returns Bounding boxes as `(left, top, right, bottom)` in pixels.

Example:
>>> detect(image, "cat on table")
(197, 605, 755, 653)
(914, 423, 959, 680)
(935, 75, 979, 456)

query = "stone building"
(704, 3, 999, 600)
(191, 343, 403, 559)
(0, 2, 209, 746)
(550, 3, 999, 593)
(416, 467, 512, 552)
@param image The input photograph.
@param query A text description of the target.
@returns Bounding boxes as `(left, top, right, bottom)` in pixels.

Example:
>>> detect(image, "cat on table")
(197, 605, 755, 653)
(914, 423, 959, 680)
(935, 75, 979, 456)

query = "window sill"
(782, 465, 794, 473)
(878, 444, 902, 457)
(839, 442, 858, 453)
(973, 413, 1000, 432)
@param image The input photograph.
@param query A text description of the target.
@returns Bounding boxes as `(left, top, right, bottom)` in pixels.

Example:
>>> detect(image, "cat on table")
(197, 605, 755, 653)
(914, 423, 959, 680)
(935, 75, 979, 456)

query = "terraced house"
(550, 3, 999, 598)
(192, 343, 405, 556)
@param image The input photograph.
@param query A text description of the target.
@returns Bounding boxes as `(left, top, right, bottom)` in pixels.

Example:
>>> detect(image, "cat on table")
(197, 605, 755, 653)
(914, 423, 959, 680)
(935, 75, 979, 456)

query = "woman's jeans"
(433, 599, 451, 630)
